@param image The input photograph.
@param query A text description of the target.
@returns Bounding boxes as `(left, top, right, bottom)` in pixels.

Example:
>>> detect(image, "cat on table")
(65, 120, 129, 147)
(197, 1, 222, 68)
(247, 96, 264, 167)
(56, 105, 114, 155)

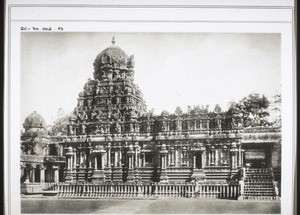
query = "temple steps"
(242, 168, 278, 200)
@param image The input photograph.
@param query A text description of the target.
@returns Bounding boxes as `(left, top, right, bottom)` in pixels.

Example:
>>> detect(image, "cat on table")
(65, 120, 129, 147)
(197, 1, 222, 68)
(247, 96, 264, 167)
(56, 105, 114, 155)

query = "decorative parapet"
(20, 154, 44, 163)
(44, 156, 66, 163)
(241, 132, 281, 143)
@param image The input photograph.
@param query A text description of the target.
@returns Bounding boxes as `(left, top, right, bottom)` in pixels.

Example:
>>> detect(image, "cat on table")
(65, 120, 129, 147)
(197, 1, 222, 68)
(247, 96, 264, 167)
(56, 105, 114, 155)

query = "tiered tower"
(69, 37, 147, 137)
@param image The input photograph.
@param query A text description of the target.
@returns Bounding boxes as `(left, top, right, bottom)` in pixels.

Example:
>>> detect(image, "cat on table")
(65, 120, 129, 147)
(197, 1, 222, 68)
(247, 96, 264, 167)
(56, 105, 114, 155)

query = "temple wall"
(271, 142, 281, 168)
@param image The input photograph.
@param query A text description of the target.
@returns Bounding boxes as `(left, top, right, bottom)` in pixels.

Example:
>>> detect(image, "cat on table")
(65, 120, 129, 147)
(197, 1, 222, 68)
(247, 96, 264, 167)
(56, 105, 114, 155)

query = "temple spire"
(111, 36, 116, 45)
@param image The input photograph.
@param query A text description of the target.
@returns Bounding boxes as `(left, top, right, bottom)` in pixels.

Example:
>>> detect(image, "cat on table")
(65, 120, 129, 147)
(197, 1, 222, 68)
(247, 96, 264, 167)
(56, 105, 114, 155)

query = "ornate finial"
(111, 36, 116, 45)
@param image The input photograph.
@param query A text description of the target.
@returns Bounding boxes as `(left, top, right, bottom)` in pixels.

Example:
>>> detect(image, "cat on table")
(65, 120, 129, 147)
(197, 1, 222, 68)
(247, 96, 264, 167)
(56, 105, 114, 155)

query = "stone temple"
(21, 38, 281, 200)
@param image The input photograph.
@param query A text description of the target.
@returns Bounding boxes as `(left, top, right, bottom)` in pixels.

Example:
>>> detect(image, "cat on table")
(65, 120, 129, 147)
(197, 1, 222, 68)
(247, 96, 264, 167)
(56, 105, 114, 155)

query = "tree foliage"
(213, 104, 222, 113)
(267, 93, 281, 127)
(187, 105, 209, 115)
(174, 106, 183, 115)
(48, 108, 72, 136)
(228, 93, 270, 127)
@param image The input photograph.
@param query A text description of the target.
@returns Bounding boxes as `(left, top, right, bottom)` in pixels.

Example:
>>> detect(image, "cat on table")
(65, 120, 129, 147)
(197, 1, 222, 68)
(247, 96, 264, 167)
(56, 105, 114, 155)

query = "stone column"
(101, 153, 105, 170)
(60, 146, 64, 157)
(53, 166, 59, 183)
(135, 144, 139, 168)
(118, 150, 122, 167)
(24, 165, 31, 183)
(223, 145, 229, 165)
(134, 143, 141, 182)
(79, 147, 84, 167)
(142, 153, 145, 167)
(215, 149, 219, 166)
(88, 147, 93, 168)
(241, 149, 245, 166)
(114, 151, 118, 167)
(193, 153, 196, 169)
(182, 148, 187, 164)
(201, 148, 206, 168)
(159, 144, 169, 183)
(65, 147, 75, 182)
(170, 147, 175, 166)
(230, 142, 238, 170)
(175, 149, 178, 167)
(126, 145, 135, 183)
(40, 165, 45, 183)
(31, 166, 36, 183)
(94, 155, 98, 170)
(105, 143, 112, 181)
(107, 144, 111, 167)
(73, 148, 77, 169)
(211, 146, 215, 166)
(238, 143, 242, 167)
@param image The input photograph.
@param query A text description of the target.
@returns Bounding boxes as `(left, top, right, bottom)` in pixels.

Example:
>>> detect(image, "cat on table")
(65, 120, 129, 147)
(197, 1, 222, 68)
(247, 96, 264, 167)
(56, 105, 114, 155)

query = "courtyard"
(21, 197, 280, 214)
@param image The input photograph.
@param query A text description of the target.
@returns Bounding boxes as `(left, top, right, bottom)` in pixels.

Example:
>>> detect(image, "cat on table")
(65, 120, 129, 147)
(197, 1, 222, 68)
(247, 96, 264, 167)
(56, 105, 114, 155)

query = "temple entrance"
(35, 168, 41, 182)
(195, 152, 202, 169)
(243, 145, 272, 168)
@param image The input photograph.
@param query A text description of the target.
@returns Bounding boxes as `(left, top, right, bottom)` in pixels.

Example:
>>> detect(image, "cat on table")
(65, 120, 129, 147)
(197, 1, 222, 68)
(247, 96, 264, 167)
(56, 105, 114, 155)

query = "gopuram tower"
(64, 37, 151, 183)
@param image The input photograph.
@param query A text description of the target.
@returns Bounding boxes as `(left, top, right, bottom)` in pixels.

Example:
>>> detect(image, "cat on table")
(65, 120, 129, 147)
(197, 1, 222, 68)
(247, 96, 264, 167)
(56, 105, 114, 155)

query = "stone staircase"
(242, 168, 279, 200)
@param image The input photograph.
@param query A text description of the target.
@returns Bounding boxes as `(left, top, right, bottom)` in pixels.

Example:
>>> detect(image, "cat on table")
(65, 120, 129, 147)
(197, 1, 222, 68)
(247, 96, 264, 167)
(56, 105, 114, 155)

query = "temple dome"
(93, 37, 135, 74)
(95, 45, 129, 64)
(23, 111, 46, 130)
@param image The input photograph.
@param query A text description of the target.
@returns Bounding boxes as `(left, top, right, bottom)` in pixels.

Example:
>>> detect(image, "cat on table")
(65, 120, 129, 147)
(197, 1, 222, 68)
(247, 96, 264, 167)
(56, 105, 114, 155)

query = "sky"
(21, 32, 281, 126)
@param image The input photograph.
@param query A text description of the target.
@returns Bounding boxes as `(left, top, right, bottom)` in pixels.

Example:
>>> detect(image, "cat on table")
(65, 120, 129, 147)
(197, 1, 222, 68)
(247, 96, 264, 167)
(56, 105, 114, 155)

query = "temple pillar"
(105, 143, 112, 181)
(94, 155, 98, 170)
(88, 146, 92, 168)
(107, 143, 111, 167)
(215, 149, 219, 166)
(134, 143, 140, 182)
(126, 145, 135, 183)
(193, 155, 196, 169)
(159, 144, 169, 183)
(40, 165, 45, 183)
(222, 145, 229, 165)
(73, 148, 77, 169)
(20, 164, 25, 182)
(65, 147, 75, 182)
(118, 150, 122, 167)
(53, 166, 59, 183)
(237, 143, 242, 167)
(31, 166, 36, 183)
(230, 142, 239, 177)
(24, 165, 31, 183)
(201, 149, 206, 168)
(142, 153, 145, 167)
(170, 147, 175, 166)
(79, 147, 84, 167)
(211, 146, 215, 166)
(182, 147, 187, 165)
(175, 149, 178, 166)
(241, 149, 245, 167)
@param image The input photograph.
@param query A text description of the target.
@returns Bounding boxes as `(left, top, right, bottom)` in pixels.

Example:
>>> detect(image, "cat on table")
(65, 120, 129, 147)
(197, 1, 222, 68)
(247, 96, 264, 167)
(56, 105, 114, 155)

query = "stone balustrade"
(53, 182, 239, 199)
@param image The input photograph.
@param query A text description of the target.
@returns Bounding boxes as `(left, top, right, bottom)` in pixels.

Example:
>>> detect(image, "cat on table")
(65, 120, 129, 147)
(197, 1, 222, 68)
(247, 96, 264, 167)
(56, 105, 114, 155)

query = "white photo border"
(4, 1, 296, 215)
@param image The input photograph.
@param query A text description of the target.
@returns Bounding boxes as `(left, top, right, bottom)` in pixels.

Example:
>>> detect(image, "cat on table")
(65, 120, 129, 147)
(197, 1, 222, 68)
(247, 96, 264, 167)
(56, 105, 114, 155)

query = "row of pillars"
(21, 164, 60, 183)
(65, 143, 244, 172)
(65, 143, 148, 172)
